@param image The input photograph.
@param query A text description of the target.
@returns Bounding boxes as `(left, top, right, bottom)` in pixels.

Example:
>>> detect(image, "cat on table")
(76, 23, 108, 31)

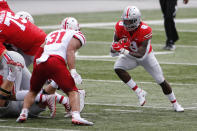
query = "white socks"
(72, 111, 80, 119)
(126, 79, 142, 94)
(35, 94, 47, 103)
(21, 108, 29, 116)
(166, 91, 177, 104)
(55, 92, 69, 105)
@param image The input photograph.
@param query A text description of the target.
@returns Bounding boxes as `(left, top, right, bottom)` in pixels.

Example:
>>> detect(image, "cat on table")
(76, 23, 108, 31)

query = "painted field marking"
(39, 18, 197, 30)
(83, 79, 196, 86)
(103, 109, 143, 113)
(0, 126, 79, 131)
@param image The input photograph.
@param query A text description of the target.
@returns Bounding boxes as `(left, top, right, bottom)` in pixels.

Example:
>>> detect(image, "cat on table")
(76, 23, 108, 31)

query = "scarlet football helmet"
(121, 6, 141, 31)
(61, 17, 80, 31)
(15, 11, 34, 24)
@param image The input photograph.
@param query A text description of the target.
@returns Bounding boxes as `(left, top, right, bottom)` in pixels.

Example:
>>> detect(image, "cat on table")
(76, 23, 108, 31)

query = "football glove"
(119, 38, 130, 50)
(112, 42, 123, 52)
(70, 69, 82, 85)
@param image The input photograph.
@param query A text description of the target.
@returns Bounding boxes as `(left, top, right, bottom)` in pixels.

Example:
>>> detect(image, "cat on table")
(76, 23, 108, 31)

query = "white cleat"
(46, 94, 57, 118)
(16, 113, 27, 123)
(173, 103, 184, 112)
(137, 90, 147, 106)
(72, 117, 94, 126)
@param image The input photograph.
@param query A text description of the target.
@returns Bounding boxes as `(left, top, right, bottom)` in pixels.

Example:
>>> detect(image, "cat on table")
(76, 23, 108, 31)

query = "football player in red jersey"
(0, 10, 46, 59)
(0, 0, 13, 13)
(111, 6, 184, 112)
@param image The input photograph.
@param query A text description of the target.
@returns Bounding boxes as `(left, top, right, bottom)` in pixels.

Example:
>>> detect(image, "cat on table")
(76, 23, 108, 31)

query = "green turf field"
(1, 8, 197, 131)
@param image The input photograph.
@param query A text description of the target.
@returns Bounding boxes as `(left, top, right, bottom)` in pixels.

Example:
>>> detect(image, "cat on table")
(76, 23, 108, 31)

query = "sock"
(126, 79, 141, 94)
(15, 90, 29, 101)
(166, 91, 177, 104)
(35, 94, 47, 103)
(21, 108, 29, 116)
(72, 111, 80, 119)
(55, 93, 69, 105)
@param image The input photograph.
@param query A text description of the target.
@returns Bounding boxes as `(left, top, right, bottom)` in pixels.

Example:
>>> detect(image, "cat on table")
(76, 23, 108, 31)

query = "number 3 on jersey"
(46, 31, 66, 45)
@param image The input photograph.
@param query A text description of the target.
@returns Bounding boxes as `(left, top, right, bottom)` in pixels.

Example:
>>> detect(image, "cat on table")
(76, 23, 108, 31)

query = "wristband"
(70, 69, 77, 74)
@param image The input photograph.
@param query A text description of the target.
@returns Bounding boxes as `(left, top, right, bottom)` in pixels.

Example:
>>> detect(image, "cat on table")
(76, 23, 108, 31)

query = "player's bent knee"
(155, 76, 165, 85)
(6, 51, 26, 67)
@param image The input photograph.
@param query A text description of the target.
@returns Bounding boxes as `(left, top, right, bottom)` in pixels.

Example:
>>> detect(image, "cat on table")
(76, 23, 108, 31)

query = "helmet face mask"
(122, 6, 141, 31)
(61, 17, 80, 31)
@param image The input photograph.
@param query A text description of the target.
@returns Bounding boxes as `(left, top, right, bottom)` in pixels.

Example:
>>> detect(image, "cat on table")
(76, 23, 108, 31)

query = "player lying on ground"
(0, 50, 85, 118)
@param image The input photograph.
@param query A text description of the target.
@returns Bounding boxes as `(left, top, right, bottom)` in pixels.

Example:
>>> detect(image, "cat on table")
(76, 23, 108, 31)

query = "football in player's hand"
(119, 38, 128, 45)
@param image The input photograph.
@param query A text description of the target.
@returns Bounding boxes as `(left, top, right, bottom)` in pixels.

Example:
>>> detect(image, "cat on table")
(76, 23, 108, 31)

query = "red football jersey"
(0, 10, 46, 56)
(0, 0, 14, 14)
(115, 20, 152, 53)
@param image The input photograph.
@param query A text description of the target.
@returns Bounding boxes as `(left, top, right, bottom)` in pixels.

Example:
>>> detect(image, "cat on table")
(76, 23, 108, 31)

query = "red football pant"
(30, 55, 78, 94)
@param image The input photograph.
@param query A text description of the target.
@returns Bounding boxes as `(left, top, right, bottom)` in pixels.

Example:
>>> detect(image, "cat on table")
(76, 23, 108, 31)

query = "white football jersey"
(38, 29, 85, 63)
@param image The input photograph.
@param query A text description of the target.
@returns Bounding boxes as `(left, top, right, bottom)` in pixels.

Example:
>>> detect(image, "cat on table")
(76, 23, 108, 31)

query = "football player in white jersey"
(17, 17, 93, 125)
(0, 50, 57, 118)
(111, 6, 184, 112)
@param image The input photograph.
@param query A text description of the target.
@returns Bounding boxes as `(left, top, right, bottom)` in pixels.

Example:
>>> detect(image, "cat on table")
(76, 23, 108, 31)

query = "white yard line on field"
(84, 102, 197, 111)
(76, 54, 197, 66)
(88, 26, 197, 33)
(0, 126, 79, 131)
(76, 52, 173, 59)
(76, 57, 197, 66)
(39, 18, 197, 30)
(87, 41, 197, 48)
(103, 109, 143, 113)
(83, 79, 196, 86)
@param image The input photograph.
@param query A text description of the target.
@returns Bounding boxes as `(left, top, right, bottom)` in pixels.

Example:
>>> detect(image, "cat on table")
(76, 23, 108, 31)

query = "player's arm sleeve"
(0, 1, 14, 14)
(140, 26, 152, 42)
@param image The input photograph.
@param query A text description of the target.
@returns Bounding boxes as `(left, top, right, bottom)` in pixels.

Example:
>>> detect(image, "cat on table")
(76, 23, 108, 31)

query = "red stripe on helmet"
(126, 7, 130, 18)
(64, 18, 69, 30)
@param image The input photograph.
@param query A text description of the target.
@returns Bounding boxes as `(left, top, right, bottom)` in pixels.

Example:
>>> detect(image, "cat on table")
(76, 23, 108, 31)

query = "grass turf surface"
(0, 7, 197, 131)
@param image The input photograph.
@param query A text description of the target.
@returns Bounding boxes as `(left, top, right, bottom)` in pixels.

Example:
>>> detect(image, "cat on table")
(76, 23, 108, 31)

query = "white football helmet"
(121, 6, 141, 31)
(15, 11, 34, 24)
(61, 17, 80, 31)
